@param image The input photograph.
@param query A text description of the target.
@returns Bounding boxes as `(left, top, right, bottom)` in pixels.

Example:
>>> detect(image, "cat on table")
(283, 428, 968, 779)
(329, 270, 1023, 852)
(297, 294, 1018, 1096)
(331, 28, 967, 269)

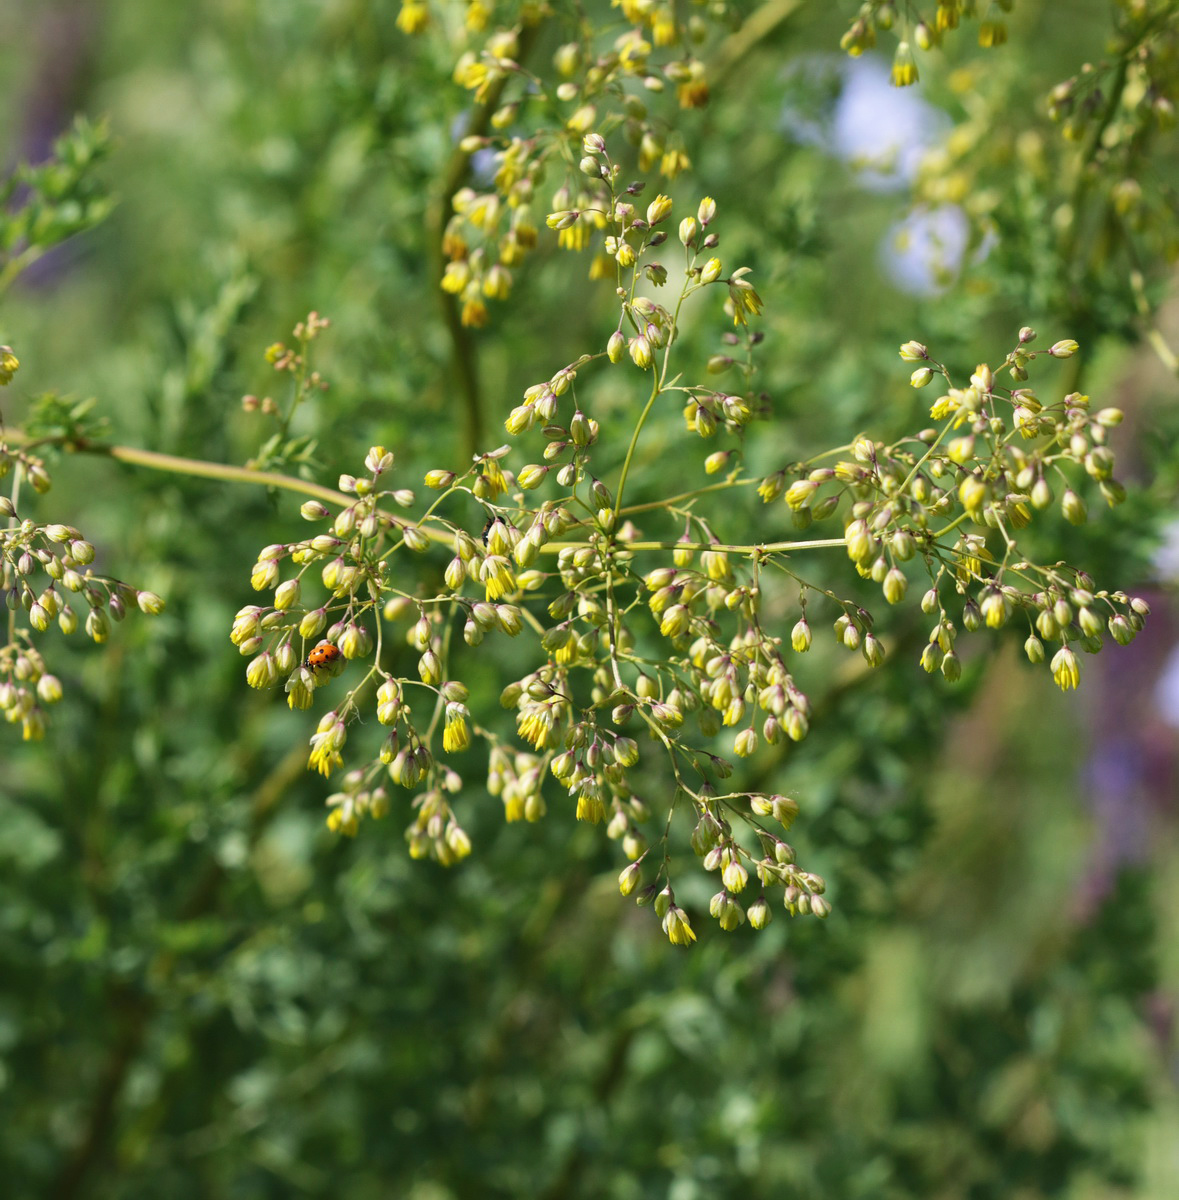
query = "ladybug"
(306, 642, 342, 670)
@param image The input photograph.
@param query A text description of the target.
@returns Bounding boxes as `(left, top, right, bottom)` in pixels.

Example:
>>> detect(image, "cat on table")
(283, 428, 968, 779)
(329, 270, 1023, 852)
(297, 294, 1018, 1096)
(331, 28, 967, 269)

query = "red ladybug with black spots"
(306, 642, 342, 670)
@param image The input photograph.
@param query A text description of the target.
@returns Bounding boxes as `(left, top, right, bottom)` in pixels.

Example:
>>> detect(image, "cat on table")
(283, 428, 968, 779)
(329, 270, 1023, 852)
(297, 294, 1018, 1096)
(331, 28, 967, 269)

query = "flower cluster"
(239, 139, 1147, 945)
(842, 1, 1014, 87)
(241, 312, 331, 475)
(759, 331, 1149, 691)
(431, 0, 743, 325)
(1, 439, 165, 741)
(236, 179, 832, 944)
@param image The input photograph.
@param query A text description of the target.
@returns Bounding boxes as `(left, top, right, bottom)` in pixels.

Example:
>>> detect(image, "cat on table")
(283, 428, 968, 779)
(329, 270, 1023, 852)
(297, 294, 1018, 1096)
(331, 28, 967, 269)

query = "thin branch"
(708, 0, 804, 87)
(7, 430, 852, 560)
(3, 430, 350, 506)
(1130, 268, 1179, 376)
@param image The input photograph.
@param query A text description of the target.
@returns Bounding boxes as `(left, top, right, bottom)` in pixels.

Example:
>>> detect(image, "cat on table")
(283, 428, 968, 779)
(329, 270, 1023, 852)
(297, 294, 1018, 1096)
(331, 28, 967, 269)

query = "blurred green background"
(2, 1, 1178, 1196)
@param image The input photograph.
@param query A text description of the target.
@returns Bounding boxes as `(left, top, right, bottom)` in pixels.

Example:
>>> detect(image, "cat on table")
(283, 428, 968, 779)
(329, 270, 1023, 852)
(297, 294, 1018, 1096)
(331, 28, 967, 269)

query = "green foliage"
(0, 117, 114, 292)
(1, 0, 1177, 1195)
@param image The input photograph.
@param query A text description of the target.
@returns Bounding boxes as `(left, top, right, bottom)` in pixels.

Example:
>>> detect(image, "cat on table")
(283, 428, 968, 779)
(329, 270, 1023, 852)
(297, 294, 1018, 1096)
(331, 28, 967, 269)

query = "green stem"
(547, 536, 847, 555)
(1130, 268, 1179, 376)
(612, 374, 662, 522)
(3, 430, 349, 506)
(6, 432, 852, 559)
(103, 443, 350, 506)
(0, 247, 44, 295)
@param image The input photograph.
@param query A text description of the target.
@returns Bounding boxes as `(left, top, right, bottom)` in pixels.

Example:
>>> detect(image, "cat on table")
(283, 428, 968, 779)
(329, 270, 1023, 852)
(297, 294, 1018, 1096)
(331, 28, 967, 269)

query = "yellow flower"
(891, 41, 919, 88)
(481, 458, 509, 499)
(0, 345, 18, 385)
(441, 260, 471, 294)
(308, 719, 346, 777)
(558, 221, 591, 251)
(619, 33, 652, 73)
(613, 0, 652, 23)
(929, 392, 961, 420)
(662, 905, 697, 946)
(575, 784, 605, 823)
(785, 480, 818, 510)
(443, 706, 471, 753)
(652, 5, 675, 46)
(465, 0, 492, 32)
(446, 822, 472, 859)
(677, 64, 709, 109)
(660, 148, 691, 179)
(482, 263, 512, 300)
(395, 0, 430, 34)
(645, 193, 673, 225)
(727, 277, 763, 326)
(588, 253, 614, 280)
(701, 549, 732, 583)
(1051, 647, 1080, 691)
(326, 802, 359, 836)
(628, 334, 653, 368)
(460, 295, 488, 328)
(517, 704, 558, 748)
(453, 53, 485, 91)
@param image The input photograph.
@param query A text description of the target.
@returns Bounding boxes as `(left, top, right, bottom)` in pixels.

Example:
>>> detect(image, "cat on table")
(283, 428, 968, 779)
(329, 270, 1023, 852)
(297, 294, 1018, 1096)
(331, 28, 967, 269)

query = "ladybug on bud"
(305, 642, 343, 671)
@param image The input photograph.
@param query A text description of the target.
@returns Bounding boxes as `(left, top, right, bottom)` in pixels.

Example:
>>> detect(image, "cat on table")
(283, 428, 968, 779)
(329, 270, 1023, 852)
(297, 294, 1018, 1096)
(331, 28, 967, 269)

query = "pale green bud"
(274, 579, 301, 611)
(246, 652, 278, 689)
(613, 737, 639, 767)
(137, 590, 165, 615)
(1061, 488, 1087, 525)
(628, 335, 652, 369)
(791, 618, 811, 652)
(785, 479, 819, 510)
(86, 608, 110, 643)
(958, 477, 987, 513)
(298, 608, 326, 639)
(517, 464, 547, 490)
(403, 525, 431, 552)
(862, 633, 885, 667)
(251, 559, 280, 591)
(418, 650, 441, 684)
(733, 729, 758, 758)
(883, 568, 907, 604)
